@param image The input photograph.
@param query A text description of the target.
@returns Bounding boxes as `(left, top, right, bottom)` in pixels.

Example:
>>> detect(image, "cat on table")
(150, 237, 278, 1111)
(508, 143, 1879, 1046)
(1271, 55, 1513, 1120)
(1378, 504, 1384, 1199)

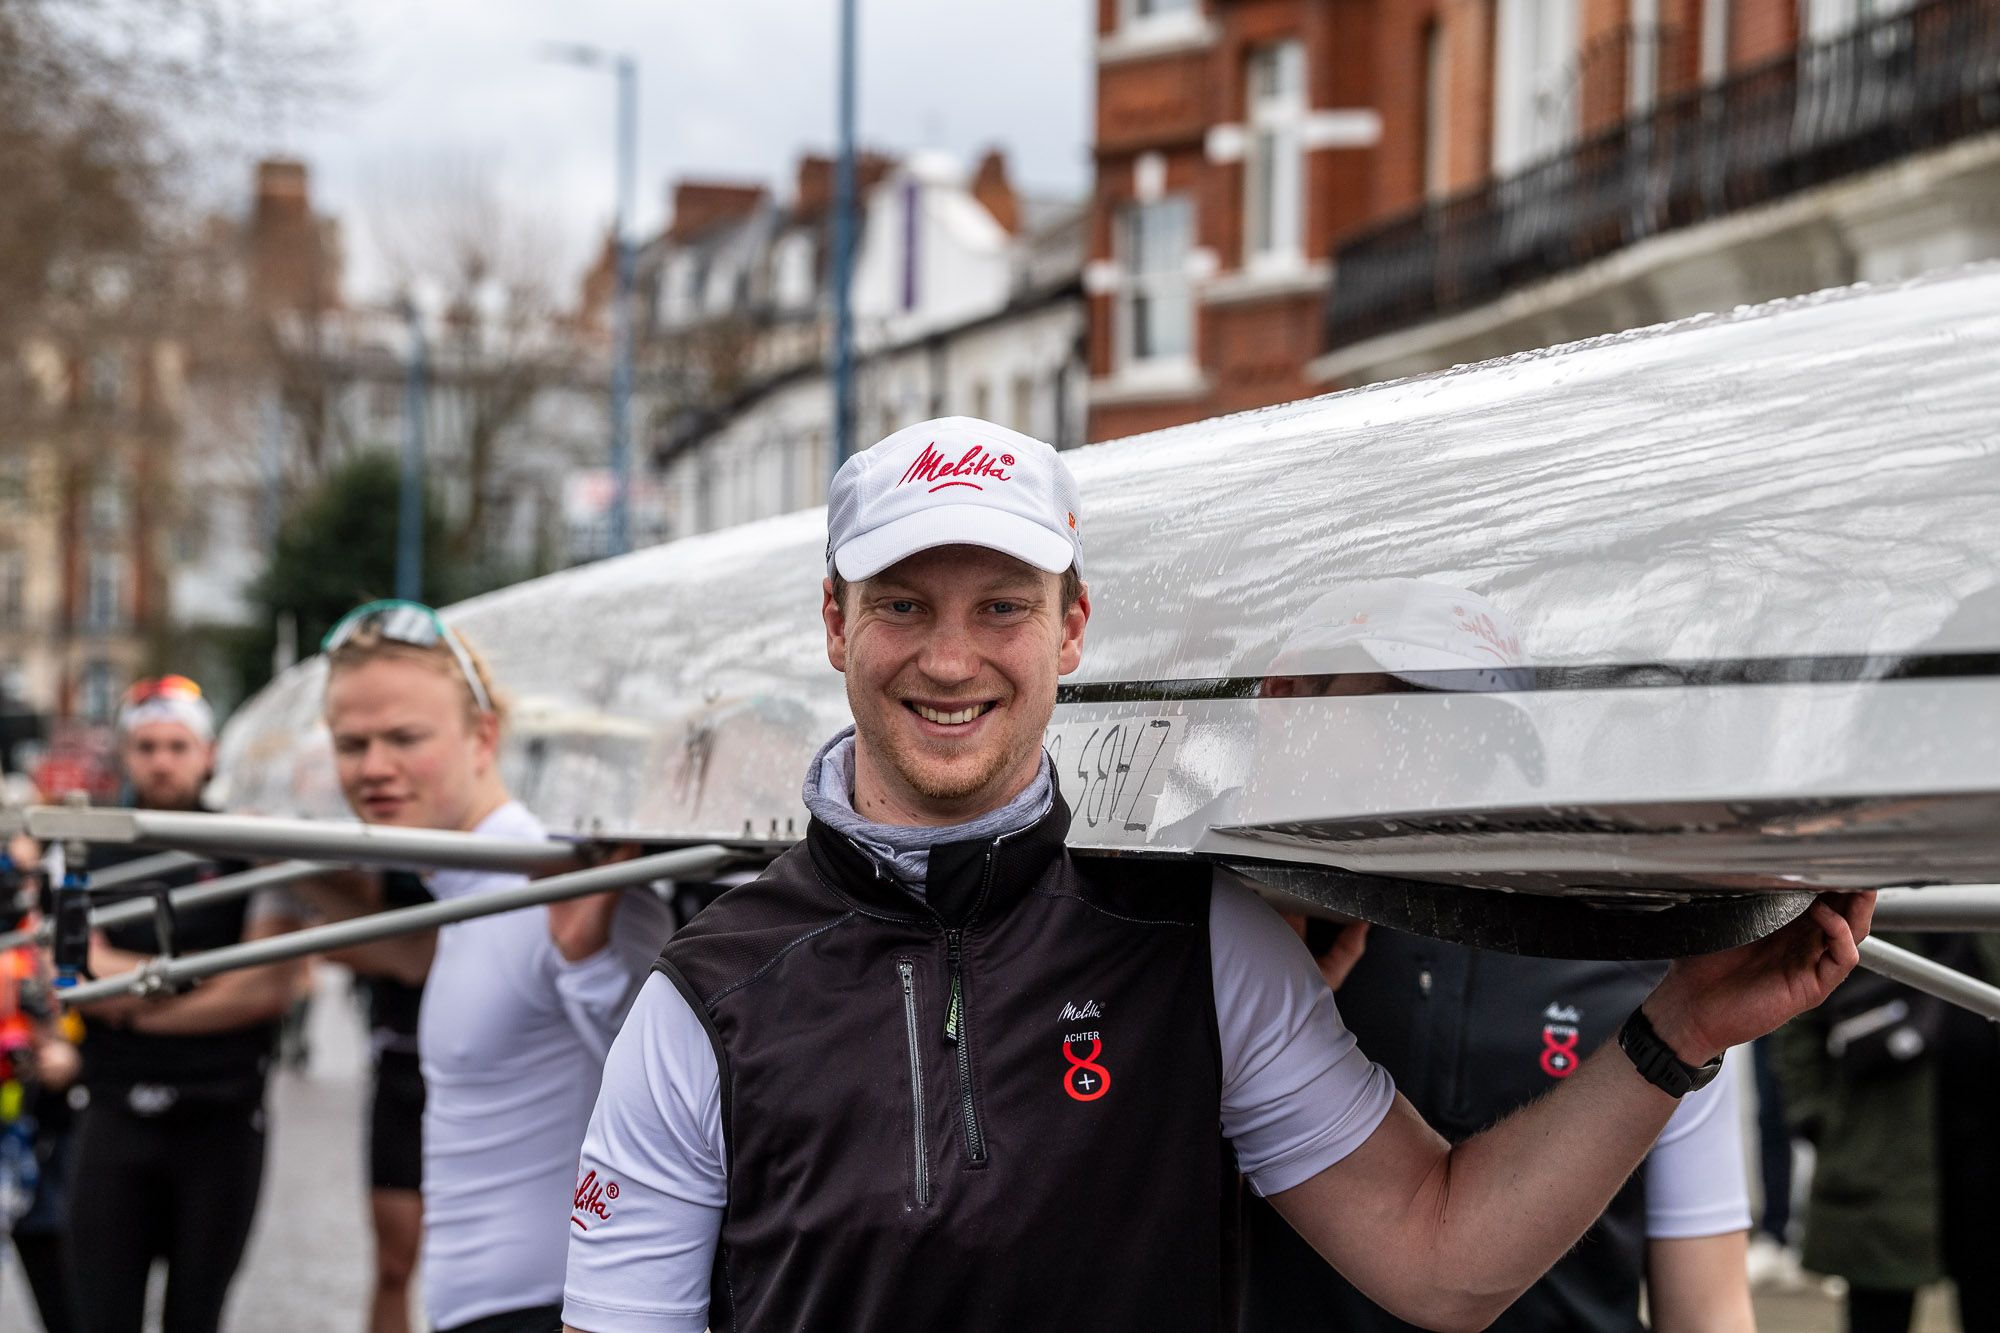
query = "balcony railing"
(1325, 0, 2000, 351)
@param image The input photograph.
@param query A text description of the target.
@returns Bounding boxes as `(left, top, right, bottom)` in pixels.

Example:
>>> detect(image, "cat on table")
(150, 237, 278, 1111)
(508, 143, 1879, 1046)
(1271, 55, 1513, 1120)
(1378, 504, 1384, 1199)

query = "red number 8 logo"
(1063, 1038, 1110, 1102)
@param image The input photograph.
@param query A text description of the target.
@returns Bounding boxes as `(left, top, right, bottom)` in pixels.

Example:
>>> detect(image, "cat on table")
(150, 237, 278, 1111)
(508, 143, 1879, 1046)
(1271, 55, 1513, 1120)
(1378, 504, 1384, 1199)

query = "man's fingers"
(1837, 889, 1876, 944)
(1806, 895, 1860, 985)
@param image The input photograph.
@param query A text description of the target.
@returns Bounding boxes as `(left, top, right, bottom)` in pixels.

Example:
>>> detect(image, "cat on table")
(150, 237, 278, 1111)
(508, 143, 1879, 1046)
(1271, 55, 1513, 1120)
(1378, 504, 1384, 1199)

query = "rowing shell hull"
(215, 264, 2000, 940)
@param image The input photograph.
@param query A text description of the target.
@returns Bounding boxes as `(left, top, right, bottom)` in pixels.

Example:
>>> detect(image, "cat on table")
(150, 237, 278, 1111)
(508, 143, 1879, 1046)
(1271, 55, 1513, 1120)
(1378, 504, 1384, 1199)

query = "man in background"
(66, 676, 304, 1333)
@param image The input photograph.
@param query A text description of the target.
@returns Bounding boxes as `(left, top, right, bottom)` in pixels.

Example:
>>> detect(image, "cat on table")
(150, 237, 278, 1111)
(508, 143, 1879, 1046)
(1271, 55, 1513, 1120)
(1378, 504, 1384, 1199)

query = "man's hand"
(1314, 922, 1369, 991)
(1278, 914, 1371, 991)
(1643, 891, 1874, 1064)
(548, 892, 622, 963)
(548, 843, 644, 963)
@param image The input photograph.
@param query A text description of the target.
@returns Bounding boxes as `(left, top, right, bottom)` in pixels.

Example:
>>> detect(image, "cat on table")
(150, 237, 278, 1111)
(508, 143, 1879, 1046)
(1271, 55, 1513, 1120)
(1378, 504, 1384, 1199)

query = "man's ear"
(823, 577, 849, 673)
(1057, 582, 1091, 676)
(472, 709, 502, 771)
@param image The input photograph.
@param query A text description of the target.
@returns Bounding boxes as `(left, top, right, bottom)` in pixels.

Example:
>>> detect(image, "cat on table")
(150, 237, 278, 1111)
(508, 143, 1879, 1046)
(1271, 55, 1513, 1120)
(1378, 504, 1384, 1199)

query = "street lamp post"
(396, 297, 427, 602)
(547, 43, 639, 557)
(832, 0, 858, 466)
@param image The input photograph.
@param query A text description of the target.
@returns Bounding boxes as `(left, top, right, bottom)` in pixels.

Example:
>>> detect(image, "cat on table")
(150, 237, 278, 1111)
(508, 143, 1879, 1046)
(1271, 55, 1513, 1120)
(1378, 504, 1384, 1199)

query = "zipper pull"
(943, 930, 963, 1043)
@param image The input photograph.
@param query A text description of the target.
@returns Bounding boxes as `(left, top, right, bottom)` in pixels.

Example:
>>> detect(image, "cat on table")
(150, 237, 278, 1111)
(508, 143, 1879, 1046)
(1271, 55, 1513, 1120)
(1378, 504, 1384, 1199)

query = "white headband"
(117, 695, 215, 743)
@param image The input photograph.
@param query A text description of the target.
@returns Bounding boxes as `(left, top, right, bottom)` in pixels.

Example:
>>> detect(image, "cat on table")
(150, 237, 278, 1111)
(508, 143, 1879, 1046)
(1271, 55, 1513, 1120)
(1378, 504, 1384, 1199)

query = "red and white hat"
(826, 417, 1084, 580)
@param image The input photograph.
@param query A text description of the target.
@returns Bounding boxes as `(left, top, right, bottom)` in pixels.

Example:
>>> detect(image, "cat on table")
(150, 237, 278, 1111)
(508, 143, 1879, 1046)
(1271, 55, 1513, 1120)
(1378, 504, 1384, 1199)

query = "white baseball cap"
(826, 417, 1083, 580)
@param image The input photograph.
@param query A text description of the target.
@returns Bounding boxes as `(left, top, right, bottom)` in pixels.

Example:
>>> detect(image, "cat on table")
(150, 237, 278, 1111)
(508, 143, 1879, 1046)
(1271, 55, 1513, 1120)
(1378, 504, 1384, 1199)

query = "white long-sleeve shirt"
(419, 800, 675, 1331)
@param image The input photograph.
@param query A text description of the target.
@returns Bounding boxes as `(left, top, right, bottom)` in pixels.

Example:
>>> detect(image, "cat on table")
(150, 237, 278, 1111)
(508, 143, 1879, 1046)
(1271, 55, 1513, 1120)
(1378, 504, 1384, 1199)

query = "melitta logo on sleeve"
(898, 442, 1016, 493)
(572, 1168, 619, 1230)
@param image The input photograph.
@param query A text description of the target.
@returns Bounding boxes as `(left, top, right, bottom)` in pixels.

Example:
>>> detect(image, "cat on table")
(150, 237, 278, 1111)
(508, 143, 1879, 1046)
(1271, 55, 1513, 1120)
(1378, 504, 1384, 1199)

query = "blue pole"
(397, 300, 427, 601)
(832, 0, 858, 466)
(609, 55, 637, 556)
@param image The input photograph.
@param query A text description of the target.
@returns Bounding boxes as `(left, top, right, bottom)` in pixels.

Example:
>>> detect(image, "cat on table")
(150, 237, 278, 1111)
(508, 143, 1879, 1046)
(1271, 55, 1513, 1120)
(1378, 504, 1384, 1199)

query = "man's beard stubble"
(135, 776, 207, 811)
(850, 690, 1031, 807)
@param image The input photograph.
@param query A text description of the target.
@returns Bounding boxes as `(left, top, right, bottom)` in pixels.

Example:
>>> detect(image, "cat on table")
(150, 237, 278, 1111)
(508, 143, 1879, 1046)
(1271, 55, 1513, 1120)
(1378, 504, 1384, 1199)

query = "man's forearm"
(1273, 1036, 1679, 1331)
(129, 959, 301, 1035)
(1646, 1232, 1754, 1333)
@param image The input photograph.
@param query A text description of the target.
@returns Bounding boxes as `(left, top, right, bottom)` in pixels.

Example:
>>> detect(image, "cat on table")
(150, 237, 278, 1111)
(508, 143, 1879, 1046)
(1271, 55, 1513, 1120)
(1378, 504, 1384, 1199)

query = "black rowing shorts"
(369, 1049, 425, 1192)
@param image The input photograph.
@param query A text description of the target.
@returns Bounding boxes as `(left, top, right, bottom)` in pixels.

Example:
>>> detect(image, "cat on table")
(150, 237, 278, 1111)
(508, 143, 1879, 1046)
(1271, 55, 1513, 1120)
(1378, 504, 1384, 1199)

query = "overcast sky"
(280, 0, 1095, 302)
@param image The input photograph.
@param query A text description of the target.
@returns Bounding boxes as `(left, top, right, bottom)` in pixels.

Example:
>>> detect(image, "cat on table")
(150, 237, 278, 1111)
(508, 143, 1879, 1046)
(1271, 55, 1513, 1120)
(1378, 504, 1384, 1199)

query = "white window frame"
(1244, 41, 1308, 271)
(1423, 21, 1452, 201)
(1123, 0, 1195, 27)
(81, 659, 114, 724)
(1492, 0, 1580, 177)
(1116, 195, 1195, 370)
(85, 553, 121, 631)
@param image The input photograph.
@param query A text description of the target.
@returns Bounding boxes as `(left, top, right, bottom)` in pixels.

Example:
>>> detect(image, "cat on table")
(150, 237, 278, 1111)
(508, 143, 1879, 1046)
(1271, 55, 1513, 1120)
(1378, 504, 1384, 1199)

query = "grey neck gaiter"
(801, 726, 1053, 896)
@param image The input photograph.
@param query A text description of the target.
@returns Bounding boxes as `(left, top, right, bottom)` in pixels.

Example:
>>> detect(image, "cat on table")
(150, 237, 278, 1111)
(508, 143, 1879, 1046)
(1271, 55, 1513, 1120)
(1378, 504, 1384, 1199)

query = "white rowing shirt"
(561, 872, 1747, 1333)
(418, 800, 674, 1331)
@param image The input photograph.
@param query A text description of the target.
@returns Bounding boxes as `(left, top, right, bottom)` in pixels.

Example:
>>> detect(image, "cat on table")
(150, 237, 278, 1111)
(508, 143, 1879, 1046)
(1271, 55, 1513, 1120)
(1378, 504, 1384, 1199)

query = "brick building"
(1086, 0, 2000, 438)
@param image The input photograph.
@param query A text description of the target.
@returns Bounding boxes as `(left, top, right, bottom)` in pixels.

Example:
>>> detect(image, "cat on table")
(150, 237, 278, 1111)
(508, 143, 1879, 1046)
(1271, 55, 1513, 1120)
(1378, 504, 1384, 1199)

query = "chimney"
(666, 182, 768, 244)
(250, 158, 337, 313)
(791, 152, 900, 222)
(255, 160, 310, 229)
(971, 149, 1021, 234)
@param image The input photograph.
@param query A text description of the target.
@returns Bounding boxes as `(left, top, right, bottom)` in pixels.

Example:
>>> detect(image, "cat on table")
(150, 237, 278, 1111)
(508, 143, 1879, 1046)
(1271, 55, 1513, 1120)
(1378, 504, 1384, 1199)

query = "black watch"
(1617, 1007, 1722, 1098)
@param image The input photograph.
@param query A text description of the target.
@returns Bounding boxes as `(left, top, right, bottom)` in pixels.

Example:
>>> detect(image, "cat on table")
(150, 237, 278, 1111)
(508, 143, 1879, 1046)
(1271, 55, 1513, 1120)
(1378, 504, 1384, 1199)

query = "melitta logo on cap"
(898, 442, 1015, 493)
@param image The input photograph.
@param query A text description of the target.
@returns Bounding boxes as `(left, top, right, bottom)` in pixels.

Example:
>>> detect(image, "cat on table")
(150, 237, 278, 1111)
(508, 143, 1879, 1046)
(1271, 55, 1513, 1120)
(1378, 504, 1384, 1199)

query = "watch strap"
(1617, 1006, 1722, 1098)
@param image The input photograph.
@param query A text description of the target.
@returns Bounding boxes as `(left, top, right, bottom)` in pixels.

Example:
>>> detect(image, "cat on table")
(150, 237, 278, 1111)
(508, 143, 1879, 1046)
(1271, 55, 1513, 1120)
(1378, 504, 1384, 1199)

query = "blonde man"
(321, 601, 671, 1333)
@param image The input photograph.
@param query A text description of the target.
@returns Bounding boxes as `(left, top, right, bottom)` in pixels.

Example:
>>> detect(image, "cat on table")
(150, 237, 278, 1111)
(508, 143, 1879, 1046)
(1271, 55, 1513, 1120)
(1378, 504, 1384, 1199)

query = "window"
(1492, 0, 1580, 176)
(80, 660, 114, 724)
(0, 551, 22, 629)
(88, 352, 123, 410)
(1704, 0, 1736, 81)
(89, 472, 125, 532)
(971, 382, 990, 422)
(773, 232, 816, 311)
(0, 455, 27, 507)
(85, 553, 122, 631)
(900, 180, 922, 313)
(1245, 41, 1306, 266)
(1423, 21, 1452, 201)
(174, 513, 207, 563)
(1804, 0, 1914, 41)
(1119, 197, 1193, 365)
(1628, 0, 1660, 115)
(1126, 0, 1193, 20)
(1012, 376, 1035, 435)
(370, 382, 403, 437)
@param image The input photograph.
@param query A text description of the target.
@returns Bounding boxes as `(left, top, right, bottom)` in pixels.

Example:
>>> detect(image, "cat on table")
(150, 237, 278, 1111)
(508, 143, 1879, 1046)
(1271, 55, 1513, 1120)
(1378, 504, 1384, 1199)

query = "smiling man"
(561, 418, 1872, 1333)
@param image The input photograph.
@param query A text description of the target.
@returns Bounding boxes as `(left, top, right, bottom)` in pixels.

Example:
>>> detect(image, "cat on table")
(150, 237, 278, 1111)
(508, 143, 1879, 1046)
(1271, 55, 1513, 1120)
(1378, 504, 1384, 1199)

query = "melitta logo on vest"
(1540, 1001, 1582, 1078)
(572, 1169, 619, 1231)
(1057, 999, 1101, 1023)
(899, 442, 1016, 494)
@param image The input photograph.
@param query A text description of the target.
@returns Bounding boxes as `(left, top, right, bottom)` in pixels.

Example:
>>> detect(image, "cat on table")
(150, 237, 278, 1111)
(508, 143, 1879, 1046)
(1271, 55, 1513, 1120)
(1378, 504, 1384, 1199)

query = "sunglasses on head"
(321, 600, 494, 715)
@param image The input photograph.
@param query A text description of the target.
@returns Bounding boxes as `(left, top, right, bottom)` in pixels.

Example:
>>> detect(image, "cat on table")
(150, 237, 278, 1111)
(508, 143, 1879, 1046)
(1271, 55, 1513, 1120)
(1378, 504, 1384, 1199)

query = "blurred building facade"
(2, 239, 200, 755)
(176, 162, 635, 660)
(625, 148, 1087, 539)
(1087, 0, 2000, 439)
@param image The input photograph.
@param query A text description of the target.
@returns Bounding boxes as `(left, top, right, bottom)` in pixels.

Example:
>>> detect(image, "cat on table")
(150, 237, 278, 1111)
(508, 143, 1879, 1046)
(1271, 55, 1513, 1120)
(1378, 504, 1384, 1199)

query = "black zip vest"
(657, 794, 1226, 1332)
(1241, 931, 1665, 1333)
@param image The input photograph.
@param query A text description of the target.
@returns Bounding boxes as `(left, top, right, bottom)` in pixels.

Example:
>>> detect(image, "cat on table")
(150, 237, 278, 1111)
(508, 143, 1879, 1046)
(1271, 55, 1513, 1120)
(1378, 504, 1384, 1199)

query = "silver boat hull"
(215, 263, 2000, 951)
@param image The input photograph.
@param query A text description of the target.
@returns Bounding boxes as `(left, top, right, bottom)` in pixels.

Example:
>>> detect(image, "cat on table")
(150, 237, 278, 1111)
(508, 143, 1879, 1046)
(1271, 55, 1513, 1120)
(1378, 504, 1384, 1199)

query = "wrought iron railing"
(1324, 0, 2000, 351)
